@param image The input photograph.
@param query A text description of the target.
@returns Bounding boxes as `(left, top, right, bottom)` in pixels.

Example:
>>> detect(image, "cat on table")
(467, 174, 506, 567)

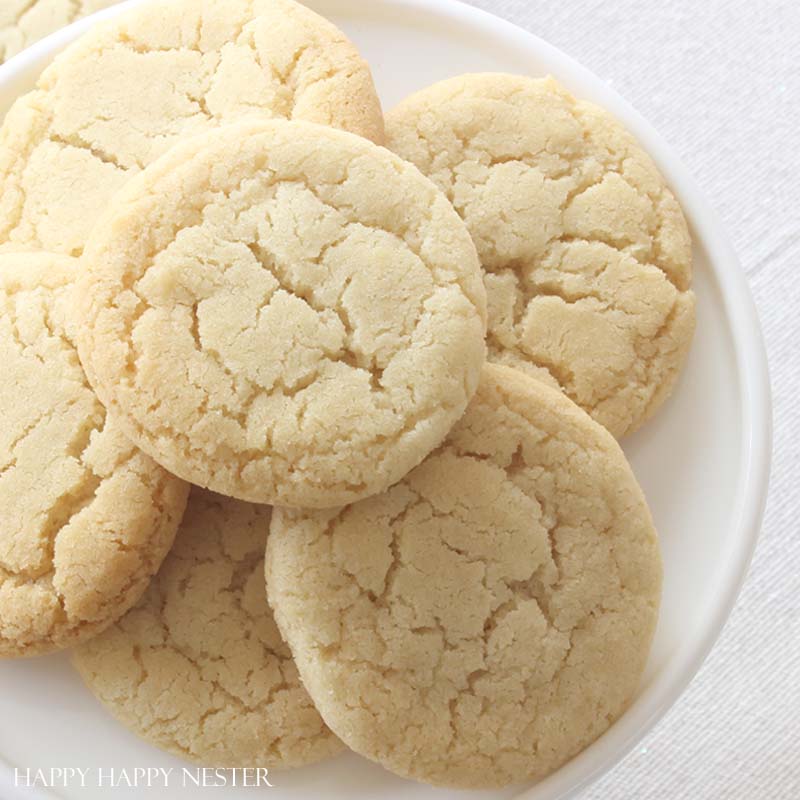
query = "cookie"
(73, 487, 342, 768)
(74, 118, 487, 508)
(0, 1, 117, 64)
(387, 73, 695, 438)
(0, 0, 384, 255)
(0, 252, 188, 658)
(266, 363, 661, 788)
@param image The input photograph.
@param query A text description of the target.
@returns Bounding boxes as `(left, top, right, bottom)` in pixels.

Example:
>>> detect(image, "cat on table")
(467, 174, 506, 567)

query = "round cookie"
(75, 118, 487, 508)
(0, 1, 118, 64)
(387, 73, 696, 438)
(266, 363, 661, 789)
(73, 487, 343, 769)
(0, 252, 188, 658)
(0, 0, 384, 256)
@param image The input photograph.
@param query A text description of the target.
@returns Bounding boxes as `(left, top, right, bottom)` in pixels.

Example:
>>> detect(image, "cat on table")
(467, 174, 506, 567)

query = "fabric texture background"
(463, 1, 799, 797)
(2, 0, 797, 796)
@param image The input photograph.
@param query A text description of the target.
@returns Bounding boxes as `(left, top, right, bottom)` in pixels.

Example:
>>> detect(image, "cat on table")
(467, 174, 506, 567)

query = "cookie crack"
(48, 130, 128, 171)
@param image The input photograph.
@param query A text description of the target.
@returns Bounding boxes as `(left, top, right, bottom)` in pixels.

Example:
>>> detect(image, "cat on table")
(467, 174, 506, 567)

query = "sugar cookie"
(74, 488, 342, 768)
(0, 0, 384, 255)
(0, 1, 117, 64)
(0, 252, 188, 658)
(387, 73, 695, 437)
(75, 119, 487, 508)
(266, 363, 661, 788)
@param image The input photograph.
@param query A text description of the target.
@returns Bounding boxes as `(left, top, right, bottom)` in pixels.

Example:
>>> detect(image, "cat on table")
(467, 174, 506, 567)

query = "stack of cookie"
(0, 0, 695, 790)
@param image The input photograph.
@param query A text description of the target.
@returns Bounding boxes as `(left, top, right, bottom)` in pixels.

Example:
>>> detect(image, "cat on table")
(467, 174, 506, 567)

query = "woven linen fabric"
(464, 0, 799, 797)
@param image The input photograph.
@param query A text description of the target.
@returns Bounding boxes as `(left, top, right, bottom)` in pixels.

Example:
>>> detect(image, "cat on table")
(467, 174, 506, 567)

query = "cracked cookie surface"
(266, 363, 661, 788)
(0, 0, 384, 256)
(73, 487, 342, 768)
(387, 73, 695, 438)
(0, 1, 118, 64)
(75, 118, 487, 508)
(0, 252, 188, 658)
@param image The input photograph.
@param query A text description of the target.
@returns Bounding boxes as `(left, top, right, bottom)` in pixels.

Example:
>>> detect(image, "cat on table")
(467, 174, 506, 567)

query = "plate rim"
(0, 1, 772, 799)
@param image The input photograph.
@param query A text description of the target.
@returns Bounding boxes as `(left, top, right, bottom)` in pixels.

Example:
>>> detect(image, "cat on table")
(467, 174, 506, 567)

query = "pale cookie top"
(0, 1, 117, 64)
(387, 73, 696, 438)
(0, 253, 188, 658)
(75, 119, 487, 508)
(0, 0, 384, 256)
(73, 487, 342, 769)
(266, 364, 661, 789)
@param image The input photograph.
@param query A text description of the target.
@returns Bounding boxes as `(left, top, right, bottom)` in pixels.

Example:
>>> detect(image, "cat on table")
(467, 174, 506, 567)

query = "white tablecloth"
(465, 0, 799, 796)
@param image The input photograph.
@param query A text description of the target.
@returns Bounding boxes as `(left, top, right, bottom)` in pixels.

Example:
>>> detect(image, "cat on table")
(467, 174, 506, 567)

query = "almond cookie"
(0, 0, 384, 256)
(0, 253, 188, 658)
(387, 73, 695, 438)
(0, 1, 117, 64)
(266, 363, 661, 789)
(73, 487, 343, 769)
(75, 119, 487, 508)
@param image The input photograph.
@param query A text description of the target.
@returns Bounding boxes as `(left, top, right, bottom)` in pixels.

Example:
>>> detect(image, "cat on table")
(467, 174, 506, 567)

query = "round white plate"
(0, 1, 771, 799)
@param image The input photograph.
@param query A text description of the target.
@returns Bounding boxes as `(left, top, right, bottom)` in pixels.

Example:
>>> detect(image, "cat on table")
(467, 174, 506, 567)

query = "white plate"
(0, 1, 771, 799)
